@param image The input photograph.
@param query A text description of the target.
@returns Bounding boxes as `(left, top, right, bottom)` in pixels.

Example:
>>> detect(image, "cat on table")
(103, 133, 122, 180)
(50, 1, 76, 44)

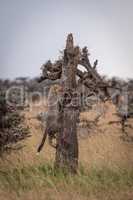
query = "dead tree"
(38, 34, 111, 173)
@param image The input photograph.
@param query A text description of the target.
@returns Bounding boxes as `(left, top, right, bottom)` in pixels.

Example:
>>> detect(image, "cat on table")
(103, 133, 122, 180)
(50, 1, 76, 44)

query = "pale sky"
(0, 0, 133, 79)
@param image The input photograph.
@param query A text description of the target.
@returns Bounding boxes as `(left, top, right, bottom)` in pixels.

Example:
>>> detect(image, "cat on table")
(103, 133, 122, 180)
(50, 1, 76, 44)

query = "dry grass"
(0, 99, 133, 199)
(0, 162, 133, 200)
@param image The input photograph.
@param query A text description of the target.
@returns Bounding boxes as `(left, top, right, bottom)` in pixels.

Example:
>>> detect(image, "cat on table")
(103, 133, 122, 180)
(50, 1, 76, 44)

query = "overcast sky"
(0, 0, 133, 79)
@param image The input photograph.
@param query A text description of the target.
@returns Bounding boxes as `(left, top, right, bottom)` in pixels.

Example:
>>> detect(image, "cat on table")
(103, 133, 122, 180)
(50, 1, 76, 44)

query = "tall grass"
(0, 162, 133, 199)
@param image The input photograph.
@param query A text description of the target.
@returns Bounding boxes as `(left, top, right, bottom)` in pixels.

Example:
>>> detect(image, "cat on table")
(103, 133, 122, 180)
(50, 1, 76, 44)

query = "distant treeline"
(0, 76, 133, 106)
(1, 75, 133, 91)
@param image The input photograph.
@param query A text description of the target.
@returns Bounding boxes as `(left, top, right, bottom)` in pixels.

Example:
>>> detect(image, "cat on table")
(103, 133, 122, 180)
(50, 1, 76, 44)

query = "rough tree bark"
(54, 34, 80, 173)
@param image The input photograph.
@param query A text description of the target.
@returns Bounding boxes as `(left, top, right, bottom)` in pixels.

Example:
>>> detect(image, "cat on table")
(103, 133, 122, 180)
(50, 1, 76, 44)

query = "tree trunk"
(55, 107, 79, 173)
(55, 33, 80, 173)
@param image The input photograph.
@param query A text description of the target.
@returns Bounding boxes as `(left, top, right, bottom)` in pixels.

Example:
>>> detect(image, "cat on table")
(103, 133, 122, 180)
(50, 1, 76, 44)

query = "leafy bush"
(0, 90, 30, 155)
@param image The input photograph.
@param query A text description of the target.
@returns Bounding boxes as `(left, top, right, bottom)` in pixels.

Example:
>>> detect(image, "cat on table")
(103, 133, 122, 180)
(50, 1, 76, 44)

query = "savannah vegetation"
(0, 35, 133, 199)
